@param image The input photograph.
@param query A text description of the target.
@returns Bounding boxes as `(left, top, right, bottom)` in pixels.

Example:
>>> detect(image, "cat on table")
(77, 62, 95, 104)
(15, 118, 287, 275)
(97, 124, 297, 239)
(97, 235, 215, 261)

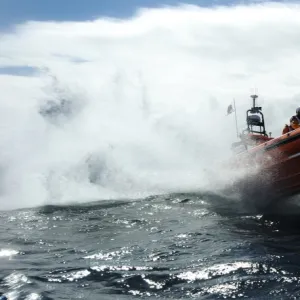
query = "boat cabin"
(231, 94, 273, 153)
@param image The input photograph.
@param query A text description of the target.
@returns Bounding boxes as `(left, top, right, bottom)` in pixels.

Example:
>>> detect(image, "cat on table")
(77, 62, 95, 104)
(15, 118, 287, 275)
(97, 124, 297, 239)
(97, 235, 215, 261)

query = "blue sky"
(0, 0, 224, 75)
(0, 0, 204, 27)
(0, 0, 290, 76)
(0, 0, 264, 28)
(0, 0, 291, 29)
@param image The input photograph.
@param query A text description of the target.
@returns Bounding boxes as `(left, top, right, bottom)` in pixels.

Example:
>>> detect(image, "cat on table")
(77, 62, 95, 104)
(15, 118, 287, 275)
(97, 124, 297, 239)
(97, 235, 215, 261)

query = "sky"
(0, 0, 219, 27)
(0, 0, 291, 75)
(0, 0, 230, 74)
(0, 0, 289, 28)
(2, 0, 300, 208)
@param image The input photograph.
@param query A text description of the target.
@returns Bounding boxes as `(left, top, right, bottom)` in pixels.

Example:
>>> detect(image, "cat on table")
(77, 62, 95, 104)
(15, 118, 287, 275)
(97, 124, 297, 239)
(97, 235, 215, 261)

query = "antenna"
(233, 98, 239, 138)
(249, 87, 259, 108)
(250, 94, 258, 108)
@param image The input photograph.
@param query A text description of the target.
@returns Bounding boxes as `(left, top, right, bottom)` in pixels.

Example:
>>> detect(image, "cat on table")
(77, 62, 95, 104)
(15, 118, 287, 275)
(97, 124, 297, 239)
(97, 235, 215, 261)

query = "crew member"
(282, 107, 300, 134)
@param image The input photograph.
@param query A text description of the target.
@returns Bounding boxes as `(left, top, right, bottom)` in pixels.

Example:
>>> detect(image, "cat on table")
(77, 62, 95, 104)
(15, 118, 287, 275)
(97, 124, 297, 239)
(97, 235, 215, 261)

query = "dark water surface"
(1, 193, 300, 299)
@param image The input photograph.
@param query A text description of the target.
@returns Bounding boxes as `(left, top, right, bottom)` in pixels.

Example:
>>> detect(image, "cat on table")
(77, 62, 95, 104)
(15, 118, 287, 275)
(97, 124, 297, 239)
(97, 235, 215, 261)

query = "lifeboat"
(228, 94, 300, 205)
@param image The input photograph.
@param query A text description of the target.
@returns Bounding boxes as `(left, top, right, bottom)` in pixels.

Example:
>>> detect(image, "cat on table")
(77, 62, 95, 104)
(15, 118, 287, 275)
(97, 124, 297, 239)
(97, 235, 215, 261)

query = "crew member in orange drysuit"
(282, 107, 300, 134)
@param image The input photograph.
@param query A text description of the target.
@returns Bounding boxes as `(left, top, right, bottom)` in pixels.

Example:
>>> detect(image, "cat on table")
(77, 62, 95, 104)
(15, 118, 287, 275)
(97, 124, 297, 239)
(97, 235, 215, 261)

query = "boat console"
(231, 94, 273, 153)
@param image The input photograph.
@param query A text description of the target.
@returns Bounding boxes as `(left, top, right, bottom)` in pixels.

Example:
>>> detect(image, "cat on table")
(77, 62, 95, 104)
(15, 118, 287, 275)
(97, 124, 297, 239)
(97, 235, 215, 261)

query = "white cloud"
(0, 2, 300, 209)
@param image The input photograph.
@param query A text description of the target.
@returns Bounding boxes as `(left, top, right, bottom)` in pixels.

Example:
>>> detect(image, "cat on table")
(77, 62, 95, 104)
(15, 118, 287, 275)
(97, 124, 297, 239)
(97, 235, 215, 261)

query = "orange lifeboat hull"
(231, 128, 300, 203)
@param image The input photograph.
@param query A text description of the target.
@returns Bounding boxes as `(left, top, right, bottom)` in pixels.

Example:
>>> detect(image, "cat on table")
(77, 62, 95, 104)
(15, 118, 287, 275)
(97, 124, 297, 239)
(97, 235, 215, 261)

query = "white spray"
(0, 2, 300, 209)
